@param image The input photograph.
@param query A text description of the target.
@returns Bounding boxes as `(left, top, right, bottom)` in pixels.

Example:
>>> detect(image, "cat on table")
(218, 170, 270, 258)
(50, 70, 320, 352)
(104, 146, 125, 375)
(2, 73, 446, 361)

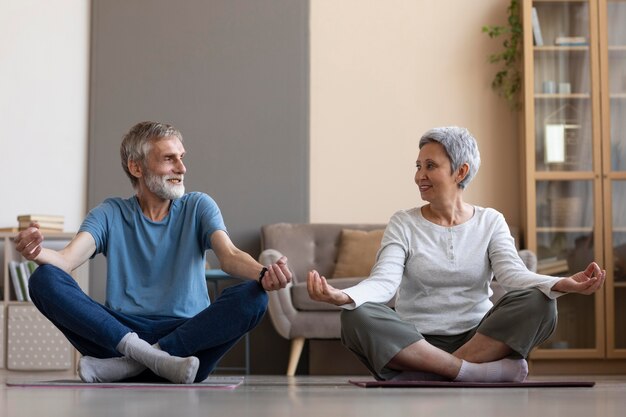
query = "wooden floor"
(2, 371, 626, 417)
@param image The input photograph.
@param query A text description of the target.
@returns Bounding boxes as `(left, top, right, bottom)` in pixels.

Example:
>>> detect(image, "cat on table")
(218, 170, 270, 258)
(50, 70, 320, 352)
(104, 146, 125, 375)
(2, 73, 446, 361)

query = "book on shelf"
(25, 260, 37, 276)
(18, 262, 31, 302)
(531, 7, 544, 46)
(9, 261, 25, 301)
(17, 214, 64, 223)
(554, 36, 587, 46)
(8, 260, 37, 302)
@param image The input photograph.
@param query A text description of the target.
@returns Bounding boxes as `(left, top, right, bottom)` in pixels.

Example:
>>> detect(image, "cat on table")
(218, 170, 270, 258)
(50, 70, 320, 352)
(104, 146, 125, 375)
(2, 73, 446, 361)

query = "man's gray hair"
(418, 126, 481, 189)
(120, 121, 184, 188)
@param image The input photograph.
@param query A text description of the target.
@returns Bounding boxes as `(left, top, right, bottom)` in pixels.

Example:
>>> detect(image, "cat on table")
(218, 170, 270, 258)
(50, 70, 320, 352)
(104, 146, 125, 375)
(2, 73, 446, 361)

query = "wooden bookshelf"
(523, 0, 626, 363)
(0, 232, 88, 371)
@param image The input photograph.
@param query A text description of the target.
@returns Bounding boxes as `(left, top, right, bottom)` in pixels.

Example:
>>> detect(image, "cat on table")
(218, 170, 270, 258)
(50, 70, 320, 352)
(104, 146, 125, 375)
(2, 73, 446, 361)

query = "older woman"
(307, 126, 605, 382)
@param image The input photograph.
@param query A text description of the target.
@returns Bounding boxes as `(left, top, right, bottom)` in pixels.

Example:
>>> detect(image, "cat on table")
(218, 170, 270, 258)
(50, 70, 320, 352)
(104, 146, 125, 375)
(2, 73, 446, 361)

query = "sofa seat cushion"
(291, 277, 365, 311)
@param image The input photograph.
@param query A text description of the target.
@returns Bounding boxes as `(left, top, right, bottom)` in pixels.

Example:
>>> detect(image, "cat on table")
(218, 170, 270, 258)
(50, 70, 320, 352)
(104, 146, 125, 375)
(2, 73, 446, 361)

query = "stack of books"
(537, 257, 569, 275)
(17, 214, 64, 232)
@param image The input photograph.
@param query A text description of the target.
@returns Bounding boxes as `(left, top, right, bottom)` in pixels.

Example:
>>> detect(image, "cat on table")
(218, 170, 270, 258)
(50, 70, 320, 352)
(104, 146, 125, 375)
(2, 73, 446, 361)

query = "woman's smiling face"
(414, 142, 459, 203)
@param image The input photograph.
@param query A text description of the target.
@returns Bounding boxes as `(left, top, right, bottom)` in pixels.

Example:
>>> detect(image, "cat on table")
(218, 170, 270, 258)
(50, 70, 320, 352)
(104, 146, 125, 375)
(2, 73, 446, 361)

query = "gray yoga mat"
(6, 376, 244, 389)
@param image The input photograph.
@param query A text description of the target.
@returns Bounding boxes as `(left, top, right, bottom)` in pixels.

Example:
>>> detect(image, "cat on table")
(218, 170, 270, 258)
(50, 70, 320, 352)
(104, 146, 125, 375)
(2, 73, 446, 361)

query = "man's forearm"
(33, 248, 73, 273)
(220, 250, 264, 281)
(35, 233, 94, 274)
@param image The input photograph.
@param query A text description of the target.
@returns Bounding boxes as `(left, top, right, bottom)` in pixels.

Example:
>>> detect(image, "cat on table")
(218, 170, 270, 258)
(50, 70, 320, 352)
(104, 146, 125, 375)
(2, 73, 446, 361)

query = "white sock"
(116, 332, 200, 384)
(78, 355, 146, 383)
(454, 359, 528, 383)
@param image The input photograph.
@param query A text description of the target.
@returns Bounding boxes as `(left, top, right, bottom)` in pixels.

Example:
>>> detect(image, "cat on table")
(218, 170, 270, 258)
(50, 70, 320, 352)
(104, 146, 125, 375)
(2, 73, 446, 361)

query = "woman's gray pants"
(340, 288, 557, 380)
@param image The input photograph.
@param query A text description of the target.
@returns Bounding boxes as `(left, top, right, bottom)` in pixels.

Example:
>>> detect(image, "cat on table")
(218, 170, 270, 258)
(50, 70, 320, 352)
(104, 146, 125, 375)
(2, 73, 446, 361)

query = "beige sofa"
(259, 222, 536, 376)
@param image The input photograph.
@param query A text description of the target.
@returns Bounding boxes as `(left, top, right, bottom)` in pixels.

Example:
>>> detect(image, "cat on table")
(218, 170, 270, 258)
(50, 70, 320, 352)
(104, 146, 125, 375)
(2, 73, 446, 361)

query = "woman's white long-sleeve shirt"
(341, 206, 563, 335)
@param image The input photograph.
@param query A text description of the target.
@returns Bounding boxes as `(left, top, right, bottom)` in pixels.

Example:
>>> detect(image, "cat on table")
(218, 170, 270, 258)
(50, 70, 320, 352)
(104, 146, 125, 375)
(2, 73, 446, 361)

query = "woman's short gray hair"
(120, 121, 184, 188)
(418, 126, 481, 189)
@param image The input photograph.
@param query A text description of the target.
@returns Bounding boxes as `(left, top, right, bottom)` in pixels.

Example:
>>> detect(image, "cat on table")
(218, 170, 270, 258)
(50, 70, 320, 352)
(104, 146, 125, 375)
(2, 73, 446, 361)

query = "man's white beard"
(144, 171, 185, 200)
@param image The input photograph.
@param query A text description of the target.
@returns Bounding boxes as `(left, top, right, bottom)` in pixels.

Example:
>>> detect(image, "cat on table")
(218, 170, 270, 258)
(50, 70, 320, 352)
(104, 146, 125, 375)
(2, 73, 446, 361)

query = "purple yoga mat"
(349, 379, 595, 388)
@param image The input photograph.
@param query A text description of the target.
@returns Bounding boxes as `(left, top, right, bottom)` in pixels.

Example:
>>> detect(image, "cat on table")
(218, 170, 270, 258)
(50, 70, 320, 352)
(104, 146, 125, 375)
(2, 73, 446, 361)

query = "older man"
(15, 121, 292, 383)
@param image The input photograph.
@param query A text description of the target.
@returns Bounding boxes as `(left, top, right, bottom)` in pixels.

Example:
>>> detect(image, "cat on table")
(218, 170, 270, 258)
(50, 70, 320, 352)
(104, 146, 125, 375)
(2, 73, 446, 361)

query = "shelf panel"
(535, 93, 591, 99)
(4, 301, 35, 307)
(537, 227, 594, 233)
(532, 0, 588, 3)
(531, 348, 604, 360)
(534, 171, 596, 180)
(0, 232, 75, 239)
(535, 45, 589, 52)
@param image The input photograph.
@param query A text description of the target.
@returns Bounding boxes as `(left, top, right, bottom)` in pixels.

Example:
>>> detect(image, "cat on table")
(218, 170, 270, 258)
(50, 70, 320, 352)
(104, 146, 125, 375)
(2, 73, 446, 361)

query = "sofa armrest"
(518, 249, 537, 273)
(491, 249, 539, 303)
(259, 249, 298, 340)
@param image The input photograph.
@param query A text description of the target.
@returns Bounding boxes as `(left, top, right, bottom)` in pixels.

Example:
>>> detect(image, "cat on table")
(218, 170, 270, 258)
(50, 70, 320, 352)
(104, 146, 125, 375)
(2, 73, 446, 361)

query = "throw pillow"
(332, 228, 385, 278)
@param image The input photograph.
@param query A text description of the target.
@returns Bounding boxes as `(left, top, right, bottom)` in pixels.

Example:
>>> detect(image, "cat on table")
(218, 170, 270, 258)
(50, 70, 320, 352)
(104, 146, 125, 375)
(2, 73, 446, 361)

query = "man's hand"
(552, 262, 606, 295)
(307, 270, 352, 306)
(260, 256, 292, 291)
(14, 222, 44, 261)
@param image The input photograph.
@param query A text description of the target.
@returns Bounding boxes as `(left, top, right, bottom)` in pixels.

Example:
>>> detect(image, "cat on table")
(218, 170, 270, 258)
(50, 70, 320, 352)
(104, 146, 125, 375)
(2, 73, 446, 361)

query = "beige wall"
(0, 0, 90, 231)
(310, 0, 522, 229)
(0, 0, 521, 233)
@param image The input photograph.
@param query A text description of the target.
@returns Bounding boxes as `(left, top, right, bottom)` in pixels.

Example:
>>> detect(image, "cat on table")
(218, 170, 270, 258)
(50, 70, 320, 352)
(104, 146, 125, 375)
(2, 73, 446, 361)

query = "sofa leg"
(287, 337, 305, 376)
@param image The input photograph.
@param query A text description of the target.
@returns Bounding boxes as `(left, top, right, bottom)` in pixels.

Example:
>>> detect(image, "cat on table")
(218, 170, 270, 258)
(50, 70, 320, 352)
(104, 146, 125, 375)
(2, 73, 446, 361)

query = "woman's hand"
(307, 270, 353, 306)
(552, 262, 606, 295)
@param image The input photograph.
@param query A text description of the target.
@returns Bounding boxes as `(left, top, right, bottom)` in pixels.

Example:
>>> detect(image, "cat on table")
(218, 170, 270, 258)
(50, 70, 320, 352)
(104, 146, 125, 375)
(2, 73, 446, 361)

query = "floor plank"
(2, 371, 626, 417)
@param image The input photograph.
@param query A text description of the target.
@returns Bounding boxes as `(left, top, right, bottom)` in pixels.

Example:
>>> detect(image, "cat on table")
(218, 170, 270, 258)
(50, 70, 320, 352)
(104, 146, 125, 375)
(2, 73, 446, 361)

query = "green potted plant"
(483, 0, 522, 109)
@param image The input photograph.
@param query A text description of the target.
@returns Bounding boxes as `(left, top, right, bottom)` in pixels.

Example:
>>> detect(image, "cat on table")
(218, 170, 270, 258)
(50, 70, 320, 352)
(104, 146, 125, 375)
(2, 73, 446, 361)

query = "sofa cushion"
(332, 228, 385, 278)
(291, 277, 365, 311)
(260, 223, 386, 284)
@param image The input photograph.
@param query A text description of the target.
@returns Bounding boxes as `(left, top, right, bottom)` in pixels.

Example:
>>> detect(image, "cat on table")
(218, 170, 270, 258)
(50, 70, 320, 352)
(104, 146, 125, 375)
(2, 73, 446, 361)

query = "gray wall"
(88, 0, 309, 373)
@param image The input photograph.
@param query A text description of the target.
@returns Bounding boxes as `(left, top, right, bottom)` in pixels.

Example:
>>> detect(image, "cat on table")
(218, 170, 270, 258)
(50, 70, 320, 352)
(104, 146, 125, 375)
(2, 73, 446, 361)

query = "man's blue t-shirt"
(79, 192, 226, 318)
